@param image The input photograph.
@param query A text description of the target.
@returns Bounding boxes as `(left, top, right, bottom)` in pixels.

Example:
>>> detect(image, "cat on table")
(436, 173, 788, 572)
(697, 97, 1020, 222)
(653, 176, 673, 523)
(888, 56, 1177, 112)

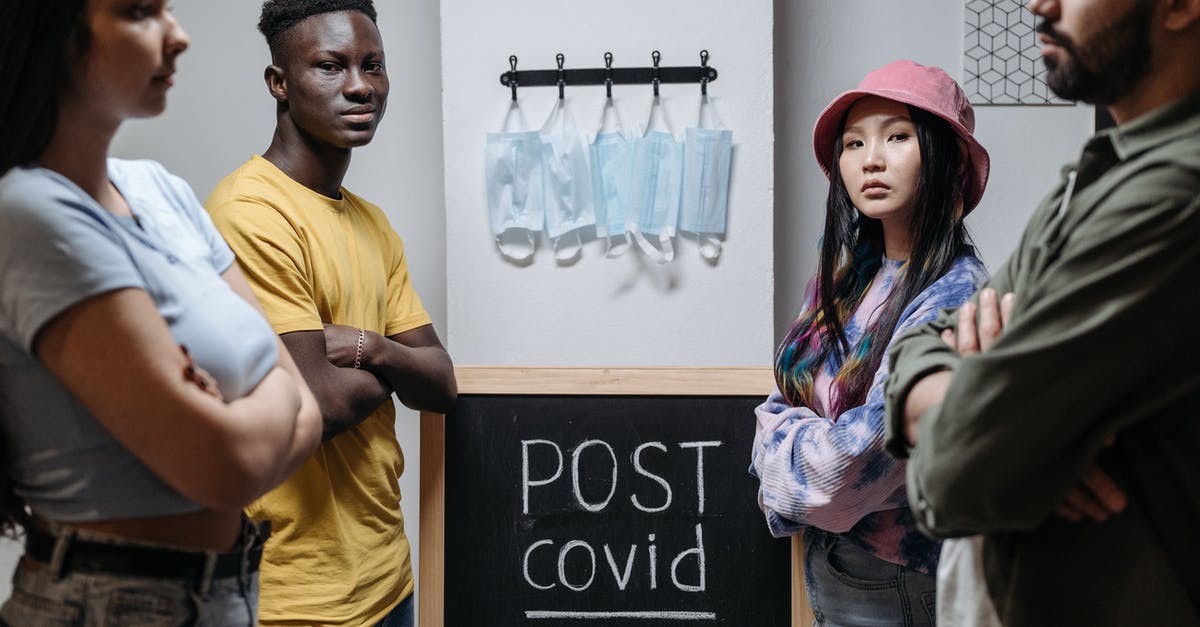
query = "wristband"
(353, 329, 365, 370)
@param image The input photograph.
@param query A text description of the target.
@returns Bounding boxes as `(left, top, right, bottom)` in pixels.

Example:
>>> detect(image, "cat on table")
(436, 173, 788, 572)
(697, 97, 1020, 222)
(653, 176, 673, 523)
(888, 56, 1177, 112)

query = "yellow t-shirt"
(206, 155, 430, 626)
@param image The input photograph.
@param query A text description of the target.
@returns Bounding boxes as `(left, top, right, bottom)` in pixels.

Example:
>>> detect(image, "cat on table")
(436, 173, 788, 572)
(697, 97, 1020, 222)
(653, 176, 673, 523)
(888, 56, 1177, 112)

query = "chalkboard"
(419, 367, 809, 627)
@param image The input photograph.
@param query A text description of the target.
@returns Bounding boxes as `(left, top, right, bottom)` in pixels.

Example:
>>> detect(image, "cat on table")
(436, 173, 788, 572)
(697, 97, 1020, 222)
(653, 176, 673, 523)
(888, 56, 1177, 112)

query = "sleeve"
(883, 190, 1062, 458)
(207, 197, 323, 335)
(901, 169, 1200, 538)
(156, 164, 236, 273)
(749, 259, 986, 536)
(383, 227, 432, 336)
(0, 177, 145, 353)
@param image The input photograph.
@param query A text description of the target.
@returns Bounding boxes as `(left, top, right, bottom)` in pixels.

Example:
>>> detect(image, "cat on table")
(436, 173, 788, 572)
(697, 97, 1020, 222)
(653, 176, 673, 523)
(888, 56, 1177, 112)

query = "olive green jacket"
(884, 91, 1200, 626)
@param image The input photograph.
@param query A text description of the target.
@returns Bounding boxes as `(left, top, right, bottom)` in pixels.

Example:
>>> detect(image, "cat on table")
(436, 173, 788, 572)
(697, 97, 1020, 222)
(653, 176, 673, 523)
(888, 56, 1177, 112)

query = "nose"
(862, 140, 885, 172)
(345, 68, 374, 102)
(1027, 0, 1057, 20)
(165, 12, 190, 56)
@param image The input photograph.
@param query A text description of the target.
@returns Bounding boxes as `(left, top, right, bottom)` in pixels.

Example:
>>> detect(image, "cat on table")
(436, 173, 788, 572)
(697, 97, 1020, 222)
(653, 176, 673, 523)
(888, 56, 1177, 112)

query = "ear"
(1163, 0, 1200, 31)
(264, 65, 287, 102)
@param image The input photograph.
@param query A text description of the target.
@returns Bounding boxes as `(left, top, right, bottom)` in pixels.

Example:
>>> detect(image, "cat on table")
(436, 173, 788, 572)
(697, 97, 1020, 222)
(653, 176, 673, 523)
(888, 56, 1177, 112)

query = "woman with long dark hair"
(750, 61, 991, 625)
(0, 1, 322, 623)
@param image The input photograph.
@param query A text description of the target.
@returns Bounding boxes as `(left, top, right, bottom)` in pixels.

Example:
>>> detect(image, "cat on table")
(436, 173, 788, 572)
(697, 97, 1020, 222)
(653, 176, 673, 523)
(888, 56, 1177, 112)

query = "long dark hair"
(0, 0, 89, 176)
(0, 0, 90, 535)
(775, 104, 972, 415)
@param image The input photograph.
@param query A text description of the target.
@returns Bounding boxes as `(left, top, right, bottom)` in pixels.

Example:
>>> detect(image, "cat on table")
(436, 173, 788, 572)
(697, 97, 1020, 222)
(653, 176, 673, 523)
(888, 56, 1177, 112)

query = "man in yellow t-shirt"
(205, 2, 456, 625)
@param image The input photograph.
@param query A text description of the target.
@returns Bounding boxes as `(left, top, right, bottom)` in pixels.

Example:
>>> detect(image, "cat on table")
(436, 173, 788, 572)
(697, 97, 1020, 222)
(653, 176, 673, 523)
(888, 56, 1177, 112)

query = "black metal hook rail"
(500, 50, 717, 101)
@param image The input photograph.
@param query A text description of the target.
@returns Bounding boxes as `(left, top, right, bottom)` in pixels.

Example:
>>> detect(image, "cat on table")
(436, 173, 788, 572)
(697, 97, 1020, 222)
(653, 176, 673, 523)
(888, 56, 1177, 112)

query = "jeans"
(0, 519, 266, 626)
(804, 528, 937, 627)
(375, 593, 414, 627)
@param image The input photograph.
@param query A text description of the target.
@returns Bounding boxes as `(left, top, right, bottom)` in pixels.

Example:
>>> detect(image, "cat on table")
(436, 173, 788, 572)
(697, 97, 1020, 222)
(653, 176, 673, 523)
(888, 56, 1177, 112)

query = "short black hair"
(258, 0, 377, 56)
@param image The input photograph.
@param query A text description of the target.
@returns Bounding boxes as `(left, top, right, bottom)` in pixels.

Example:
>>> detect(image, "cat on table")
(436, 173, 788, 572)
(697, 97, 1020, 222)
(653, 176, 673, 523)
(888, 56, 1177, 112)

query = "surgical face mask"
(590, 100, 633, 258)
(485, 104, 543, 262)
(628, 129, 683, 263)
(680, 127, 733, 260)
(540, 101, 595, 262)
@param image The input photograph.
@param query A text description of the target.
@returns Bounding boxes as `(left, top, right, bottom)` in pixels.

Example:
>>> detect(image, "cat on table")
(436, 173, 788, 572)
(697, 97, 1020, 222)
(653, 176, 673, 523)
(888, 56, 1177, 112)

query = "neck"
(880, 219, 911, 262)
(1108, 41, 1200, 125)
(37, 100, 120, 198)
(262, 116, 353, 199)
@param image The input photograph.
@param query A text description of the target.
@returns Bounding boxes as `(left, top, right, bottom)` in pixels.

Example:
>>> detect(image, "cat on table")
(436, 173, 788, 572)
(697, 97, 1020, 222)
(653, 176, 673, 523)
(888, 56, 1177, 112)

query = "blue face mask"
(540, 101, 594, 262)
(628, 129, 683, 263)
(485, 128, 543, 262)
(590, 131, 632, 257)
(680, 127, 733, 260)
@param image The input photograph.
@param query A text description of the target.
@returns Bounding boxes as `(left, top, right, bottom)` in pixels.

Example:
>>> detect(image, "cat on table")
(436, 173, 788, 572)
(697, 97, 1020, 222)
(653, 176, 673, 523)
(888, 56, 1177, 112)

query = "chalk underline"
(525, 610, 717, 620)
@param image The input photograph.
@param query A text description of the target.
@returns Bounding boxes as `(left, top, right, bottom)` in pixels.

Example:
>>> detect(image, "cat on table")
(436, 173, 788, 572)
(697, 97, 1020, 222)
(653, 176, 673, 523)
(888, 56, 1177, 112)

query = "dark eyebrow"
(842, 115, 913, 135)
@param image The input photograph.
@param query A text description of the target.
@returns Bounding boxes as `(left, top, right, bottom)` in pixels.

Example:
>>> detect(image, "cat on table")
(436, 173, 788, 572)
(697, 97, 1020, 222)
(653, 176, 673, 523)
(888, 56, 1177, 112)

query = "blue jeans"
(804, 529, 936, 627)
(0, 520, 265, 626)
(375, 593, 414, 627)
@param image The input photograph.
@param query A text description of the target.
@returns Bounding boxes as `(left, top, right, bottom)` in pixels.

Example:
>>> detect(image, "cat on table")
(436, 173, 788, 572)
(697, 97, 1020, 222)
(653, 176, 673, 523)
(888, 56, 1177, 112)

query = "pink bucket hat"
(812, 60, 991, 214)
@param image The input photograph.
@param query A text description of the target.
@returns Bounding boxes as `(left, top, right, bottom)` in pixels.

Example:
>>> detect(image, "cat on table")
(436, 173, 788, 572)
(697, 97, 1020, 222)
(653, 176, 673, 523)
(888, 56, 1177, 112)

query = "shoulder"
(0, 166, 113, 240)
(207, 161, 298, 231)
(903, 254, 988, 318)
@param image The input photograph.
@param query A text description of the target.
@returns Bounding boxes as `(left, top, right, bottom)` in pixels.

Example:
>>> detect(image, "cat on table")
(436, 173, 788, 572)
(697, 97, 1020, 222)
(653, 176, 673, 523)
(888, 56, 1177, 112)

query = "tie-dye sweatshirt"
(750, 253, 987, 574)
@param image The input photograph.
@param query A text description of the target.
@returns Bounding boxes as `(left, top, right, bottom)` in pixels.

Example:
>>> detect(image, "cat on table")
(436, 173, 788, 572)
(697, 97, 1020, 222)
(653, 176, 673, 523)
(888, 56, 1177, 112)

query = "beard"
(1037, 0, 1154, 105)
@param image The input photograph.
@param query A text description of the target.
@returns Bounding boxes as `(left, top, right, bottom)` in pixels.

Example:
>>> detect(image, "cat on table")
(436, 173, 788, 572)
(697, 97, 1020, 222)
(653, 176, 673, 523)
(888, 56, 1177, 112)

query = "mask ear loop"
(693, 50, 724, 262)
(595, 52, 632, 258)
(629, 50, 677, 264)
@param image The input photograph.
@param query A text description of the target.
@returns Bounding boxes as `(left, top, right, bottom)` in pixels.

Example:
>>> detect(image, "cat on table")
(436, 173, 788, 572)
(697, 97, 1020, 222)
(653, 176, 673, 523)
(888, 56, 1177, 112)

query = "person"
(0, 0, 323, 624)
(205, 1, 457, 625)
(884, 0, 1200, 624)
(749, 60, 991, 626)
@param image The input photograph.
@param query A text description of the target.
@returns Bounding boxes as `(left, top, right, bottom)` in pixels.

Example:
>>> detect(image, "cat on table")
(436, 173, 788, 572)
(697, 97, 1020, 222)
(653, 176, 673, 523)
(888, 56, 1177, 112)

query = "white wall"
(773, 0, 1095, 339)
(441, 0, 776, 367)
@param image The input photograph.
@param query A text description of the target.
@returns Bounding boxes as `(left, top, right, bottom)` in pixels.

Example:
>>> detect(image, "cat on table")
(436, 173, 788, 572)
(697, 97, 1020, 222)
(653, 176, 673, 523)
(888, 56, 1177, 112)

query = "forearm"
(310, 365, 393, 440)
(751, 394, 906, 533)
(361, 331, 457, 413)
(266, 337, 323, 477)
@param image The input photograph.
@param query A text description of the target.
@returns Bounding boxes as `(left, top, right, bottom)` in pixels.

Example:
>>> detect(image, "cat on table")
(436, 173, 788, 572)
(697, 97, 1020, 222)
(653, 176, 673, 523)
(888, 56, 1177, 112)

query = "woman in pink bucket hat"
(750, 60, 991, 625)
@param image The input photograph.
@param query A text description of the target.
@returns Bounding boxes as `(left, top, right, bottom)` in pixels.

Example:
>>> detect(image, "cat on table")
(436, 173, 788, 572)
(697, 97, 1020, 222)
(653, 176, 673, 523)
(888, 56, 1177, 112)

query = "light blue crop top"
(0, 159, 279, 521)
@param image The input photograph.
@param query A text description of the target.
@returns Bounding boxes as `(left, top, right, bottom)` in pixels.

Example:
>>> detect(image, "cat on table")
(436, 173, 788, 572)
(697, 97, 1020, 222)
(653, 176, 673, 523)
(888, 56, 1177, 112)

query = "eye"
(843, 139, 863, 150)
(364, 61, 385, 73)
(128, 1, 155, 19)
(318, 62, 341, 73)
(889, 132, 911, 142)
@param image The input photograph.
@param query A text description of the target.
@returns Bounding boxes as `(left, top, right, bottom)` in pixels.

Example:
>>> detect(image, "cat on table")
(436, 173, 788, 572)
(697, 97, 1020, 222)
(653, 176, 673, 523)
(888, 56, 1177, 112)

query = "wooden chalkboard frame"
(418, 366, 813, 626)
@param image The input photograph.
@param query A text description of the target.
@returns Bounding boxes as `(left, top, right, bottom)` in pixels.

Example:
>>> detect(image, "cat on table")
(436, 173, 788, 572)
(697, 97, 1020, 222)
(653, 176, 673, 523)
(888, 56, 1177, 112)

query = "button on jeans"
(803, 528, 937, 627)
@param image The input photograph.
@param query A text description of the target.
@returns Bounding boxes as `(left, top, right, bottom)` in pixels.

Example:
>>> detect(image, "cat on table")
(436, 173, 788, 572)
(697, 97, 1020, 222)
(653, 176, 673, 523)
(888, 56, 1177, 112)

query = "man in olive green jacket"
(883, 0, 1200, 625)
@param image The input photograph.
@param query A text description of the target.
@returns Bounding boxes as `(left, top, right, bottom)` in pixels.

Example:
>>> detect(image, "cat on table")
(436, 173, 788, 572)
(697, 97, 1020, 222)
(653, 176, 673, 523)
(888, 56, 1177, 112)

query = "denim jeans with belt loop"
(0, 517, 268, 626)
(803, 527, 937, 627)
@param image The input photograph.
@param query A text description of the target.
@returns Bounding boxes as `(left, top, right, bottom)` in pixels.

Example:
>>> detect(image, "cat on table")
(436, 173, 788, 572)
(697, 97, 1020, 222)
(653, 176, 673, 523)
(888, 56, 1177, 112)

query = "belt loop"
(47, 527, 76, 580)
(196, 550, 217, 598)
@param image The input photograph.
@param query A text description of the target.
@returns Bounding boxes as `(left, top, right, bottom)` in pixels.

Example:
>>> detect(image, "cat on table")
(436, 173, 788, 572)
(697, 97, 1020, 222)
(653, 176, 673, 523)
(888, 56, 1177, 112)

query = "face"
(1029, 0, 1155, 104)
(838, 96, 922, 229)
(276, 11, 389, 150)
(70, 0, 190, 122)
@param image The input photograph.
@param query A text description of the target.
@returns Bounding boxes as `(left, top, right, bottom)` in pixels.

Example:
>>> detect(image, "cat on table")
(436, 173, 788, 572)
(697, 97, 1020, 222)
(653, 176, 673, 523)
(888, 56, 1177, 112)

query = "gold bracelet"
(353, 329, 365, 369)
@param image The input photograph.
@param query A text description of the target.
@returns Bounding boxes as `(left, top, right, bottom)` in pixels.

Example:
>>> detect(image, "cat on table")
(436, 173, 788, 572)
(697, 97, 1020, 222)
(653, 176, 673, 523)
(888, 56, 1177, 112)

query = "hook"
(556, 53, 565, 100)
(651, 50, 661, 97)
(509, 55, 518, 101)
(700, 50, 709, 96)
(604, 52, 614, 99)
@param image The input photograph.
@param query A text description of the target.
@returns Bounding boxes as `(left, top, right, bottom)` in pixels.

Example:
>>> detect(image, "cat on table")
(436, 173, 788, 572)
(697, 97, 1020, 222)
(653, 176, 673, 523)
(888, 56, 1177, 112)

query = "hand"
(180, 345, 223, 402)
(1055, 436, 1127, 523)
(323, 323, 364, 369)
(941, 288, 1016, 354)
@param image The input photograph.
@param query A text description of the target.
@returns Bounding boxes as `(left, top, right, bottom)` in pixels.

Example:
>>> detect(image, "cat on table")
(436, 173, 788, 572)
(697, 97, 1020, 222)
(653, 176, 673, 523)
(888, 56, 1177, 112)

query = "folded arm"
(889, 184, 1200, 537)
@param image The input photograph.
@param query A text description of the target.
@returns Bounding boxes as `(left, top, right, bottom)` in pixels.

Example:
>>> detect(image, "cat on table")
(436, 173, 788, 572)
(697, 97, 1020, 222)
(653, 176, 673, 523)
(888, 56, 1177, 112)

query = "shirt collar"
(1102, 89, 1200, 162)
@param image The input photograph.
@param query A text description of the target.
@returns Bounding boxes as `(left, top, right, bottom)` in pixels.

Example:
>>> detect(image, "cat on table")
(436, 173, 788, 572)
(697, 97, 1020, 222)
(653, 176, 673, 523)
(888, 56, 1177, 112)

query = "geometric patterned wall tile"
(964, 0, 1070, 105)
